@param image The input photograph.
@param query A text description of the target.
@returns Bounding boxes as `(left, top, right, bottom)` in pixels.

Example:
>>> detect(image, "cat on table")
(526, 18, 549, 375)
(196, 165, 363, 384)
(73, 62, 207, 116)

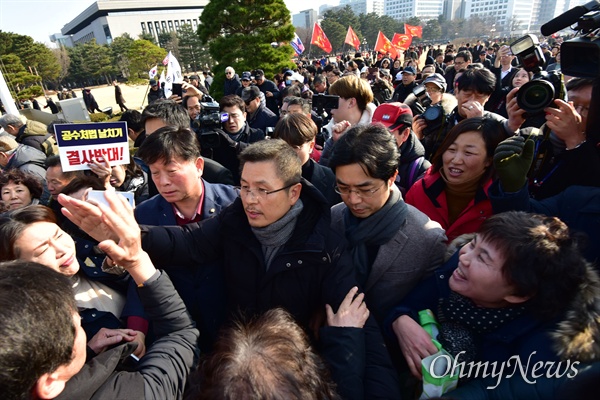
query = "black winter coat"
(141, 179, 355, 329)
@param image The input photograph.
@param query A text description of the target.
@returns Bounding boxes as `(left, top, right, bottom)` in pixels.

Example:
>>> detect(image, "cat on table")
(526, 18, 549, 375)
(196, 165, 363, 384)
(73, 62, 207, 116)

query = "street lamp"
(362, 37, 368, 52)
(490, 24, 496, 40)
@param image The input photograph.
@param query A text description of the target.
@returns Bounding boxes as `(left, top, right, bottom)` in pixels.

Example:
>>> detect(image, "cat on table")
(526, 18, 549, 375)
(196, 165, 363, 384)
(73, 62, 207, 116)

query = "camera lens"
(517, 80, 555, 114)
(423, 105, 442, 122)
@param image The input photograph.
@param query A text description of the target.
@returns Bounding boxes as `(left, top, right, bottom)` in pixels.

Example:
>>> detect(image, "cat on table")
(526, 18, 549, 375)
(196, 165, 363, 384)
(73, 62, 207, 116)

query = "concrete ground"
(35, 83, 152, 115)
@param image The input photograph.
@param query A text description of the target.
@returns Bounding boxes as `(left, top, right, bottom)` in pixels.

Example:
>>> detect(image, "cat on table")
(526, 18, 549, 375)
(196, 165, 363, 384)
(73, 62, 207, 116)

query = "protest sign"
(54, 122, 130, 172)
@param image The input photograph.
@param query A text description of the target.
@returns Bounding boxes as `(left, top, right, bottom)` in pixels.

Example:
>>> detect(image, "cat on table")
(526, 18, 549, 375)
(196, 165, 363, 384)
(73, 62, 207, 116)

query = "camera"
(510, 34, 566, 115)
(541, 2, 600, 78)
(312, 94, 339, 111)
(192, 94, 226, 149)
(413, 85, 445, 136)
(413, 85, 432, 108)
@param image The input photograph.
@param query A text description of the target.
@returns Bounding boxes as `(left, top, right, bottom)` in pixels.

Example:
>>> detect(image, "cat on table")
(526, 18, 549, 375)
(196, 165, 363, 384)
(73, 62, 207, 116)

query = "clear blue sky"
(0, 0, 334, 46)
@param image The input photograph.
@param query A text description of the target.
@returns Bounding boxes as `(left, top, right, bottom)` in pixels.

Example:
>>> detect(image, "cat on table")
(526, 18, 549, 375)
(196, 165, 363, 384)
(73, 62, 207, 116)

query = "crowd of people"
(0, 35, 599, 400)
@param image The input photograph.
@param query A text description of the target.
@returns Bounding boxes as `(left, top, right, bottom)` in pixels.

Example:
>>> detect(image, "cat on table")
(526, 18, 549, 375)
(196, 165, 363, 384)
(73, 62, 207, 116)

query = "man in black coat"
(254, 69, 280, 116)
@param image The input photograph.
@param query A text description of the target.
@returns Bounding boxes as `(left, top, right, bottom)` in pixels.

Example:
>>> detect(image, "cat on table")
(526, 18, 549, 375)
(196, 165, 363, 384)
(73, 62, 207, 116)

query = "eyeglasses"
(334, 183, 385, 198)
(225, 71, 233, 75)
(238, 182, 297, 200)
(454, 61, 466, 66)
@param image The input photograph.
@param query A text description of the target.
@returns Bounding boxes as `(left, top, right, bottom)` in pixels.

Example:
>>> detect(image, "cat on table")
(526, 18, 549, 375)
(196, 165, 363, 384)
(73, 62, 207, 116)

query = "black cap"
(241, 86, 261, 103)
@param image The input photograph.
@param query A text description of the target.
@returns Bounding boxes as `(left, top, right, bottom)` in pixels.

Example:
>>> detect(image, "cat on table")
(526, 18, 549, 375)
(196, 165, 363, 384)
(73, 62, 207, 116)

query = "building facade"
(292, 9, 318, 29)
(338, 0, 385, 16)
(385, 0, 445, 21)
(56, 0, 208, 47)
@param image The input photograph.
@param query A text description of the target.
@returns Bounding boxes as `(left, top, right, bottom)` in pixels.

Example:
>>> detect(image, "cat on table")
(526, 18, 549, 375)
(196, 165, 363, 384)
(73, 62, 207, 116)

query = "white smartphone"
(87, 190, 135, 208)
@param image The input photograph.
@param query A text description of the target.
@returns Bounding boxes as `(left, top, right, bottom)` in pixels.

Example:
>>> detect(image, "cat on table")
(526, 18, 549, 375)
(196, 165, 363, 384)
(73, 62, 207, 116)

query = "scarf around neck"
(252, 199, 304, 270)
(344, 185, 408, 285)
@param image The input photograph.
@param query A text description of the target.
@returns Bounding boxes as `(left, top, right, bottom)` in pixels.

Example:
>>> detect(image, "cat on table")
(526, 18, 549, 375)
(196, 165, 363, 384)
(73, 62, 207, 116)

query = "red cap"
(372, 103, 413, 131)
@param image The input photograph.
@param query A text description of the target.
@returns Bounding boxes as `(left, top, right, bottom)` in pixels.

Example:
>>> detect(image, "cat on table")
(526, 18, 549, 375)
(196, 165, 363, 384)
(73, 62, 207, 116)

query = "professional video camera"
(192, 94, 227, 149)
(541, 0, 600, 78)
(510, 34, 566, 115)
(412, 85, 445, 136)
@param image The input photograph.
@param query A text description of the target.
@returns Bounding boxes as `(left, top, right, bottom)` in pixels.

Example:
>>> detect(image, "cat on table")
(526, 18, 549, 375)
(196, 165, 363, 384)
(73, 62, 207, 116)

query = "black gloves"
(493, 135, 535, 193)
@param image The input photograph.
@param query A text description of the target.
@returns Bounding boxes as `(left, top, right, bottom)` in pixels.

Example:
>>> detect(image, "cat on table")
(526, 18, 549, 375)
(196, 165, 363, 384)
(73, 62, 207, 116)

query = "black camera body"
(413, 85, 432, 108)
(413, 85, 445, 136)
(510, 34, 566, 115)
(192, 95, 225, 149)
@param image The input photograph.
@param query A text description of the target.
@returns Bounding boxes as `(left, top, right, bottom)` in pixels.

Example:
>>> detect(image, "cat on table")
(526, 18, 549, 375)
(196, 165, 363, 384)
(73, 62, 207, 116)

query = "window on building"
(168, 21, 174, 31)
(141, 22, 146, 33)
(155, 21, 161, 33)
(161, 21, 167, 31)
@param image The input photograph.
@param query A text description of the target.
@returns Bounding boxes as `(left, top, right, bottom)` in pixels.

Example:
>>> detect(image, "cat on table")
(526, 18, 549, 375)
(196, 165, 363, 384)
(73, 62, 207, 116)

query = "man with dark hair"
(391, 66, 418, 103)
(0, 209, 198, 400)
(62, 139, 355, 340)
(312, 75, 328, 94)
(119, 109, 145, 148)
(140, 99, 234, 187)
(241, 86, 278, 134)
(272, 113, 340, 206)
(415, 67, 520, 159)
(444, 50, 471, 89)
(328, 124, 446, 324)
(45, 155, 84, 201)
(215, 95, 265, 184)
(135, 125, 237, 351)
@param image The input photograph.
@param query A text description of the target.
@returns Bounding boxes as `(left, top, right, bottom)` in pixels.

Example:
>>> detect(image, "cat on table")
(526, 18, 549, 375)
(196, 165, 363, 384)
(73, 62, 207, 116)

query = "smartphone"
(172, 83, 183, 97)
(312, 94, 340, 110)
(87, 190, 135, 208)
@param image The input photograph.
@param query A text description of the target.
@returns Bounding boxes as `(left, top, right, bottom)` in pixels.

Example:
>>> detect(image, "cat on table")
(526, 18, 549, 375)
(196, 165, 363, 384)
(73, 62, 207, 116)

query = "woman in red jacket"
(406, 117, 505, 241)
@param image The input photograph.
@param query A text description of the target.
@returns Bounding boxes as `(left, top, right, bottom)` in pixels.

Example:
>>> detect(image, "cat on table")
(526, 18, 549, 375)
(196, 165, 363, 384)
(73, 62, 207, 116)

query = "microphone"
(541, 0, 600, 36)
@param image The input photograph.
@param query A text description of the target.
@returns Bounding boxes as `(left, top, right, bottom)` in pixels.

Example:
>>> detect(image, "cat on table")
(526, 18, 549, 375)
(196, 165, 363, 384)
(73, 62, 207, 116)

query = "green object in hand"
(493, 136, 535, 193)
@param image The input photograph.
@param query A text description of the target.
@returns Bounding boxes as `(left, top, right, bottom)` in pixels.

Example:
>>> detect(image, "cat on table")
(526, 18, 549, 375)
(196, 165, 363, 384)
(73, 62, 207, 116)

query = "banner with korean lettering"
(54, 122, 130, 172)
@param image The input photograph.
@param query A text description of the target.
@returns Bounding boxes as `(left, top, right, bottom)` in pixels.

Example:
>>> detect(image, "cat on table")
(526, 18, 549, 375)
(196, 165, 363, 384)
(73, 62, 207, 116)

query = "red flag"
(404, 24, 423, 38)
(392, 33, 412, 51)
(373, 31, 397, 60)
(311, 23, 333, 53)
(345, 26, 361, 51)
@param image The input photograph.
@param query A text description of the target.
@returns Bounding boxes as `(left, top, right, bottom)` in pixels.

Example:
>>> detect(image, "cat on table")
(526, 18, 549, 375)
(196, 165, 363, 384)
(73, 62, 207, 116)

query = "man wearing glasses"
(89, 139, 356, 337)
(223, 66, 241, 96)
(444, 50, 471, 89)
(328, 124, 446, 325)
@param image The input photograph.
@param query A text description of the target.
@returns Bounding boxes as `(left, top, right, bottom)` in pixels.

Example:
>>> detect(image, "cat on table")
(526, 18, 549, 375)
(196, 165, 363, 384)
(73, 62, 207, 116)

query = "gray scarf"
(344, 185, 408, 287)
(252, 199, 304, 270)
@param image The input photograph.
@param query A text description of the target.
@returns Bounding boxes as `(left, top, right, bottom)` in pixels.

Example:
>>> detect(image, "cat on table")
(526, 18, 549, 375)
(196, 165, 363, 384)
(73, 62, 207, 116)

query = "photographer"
(371, 68, 394, 105)
(414, 67, 522, 160)
(213, 95, 265, 184)
(403, 73, 456, 123)
(524, 78, 600, 200)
